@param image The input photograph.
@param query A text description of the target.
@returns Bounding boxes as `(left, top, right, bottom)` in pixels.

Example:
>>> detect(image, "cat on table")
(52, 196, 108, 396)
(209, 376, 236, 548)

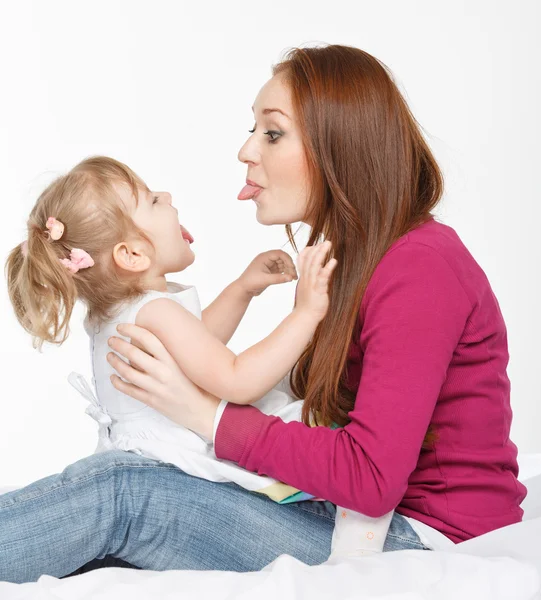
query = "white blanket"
(2, 454, 541, 600)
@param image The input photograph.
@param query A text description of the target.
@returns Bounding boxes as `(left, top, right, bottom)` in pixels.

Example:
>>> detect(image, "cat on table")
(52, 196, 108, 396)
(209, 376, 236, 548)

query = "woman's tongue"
(238, 184, 262, 200)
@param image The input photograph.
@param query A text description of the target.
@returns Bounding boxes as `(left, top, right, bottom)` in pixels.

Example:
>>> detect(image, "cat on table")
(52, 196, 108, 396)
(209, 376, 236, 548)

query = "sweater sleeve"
(214, 242, 472, 517)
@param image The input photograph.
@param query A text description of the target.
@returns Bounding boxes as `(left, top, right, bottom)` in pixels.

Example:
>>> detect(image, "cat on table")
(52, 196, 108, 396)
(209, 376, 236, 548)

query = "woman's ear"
(112, 240, 152, 273)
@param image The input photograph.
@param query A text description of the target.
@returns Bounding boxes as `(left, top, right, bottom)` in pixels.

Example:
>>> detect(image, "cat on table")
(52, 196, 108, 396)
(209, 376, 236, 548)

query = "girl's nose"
(163, 192, 172, 204)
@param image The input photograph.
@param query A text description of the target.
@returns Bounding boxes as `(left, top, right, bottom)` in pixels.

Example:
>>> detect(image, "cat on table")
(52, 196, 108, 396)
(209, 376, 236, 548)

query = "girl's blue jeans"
(0, 450, 430, 583)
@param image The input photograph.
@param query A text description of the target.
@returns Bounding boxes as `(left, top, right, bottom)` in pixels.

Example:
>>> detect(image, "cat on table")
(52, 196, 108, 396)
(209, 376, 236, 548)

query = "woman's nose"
(238, 137, 259, 165)
(163, 192, 172, 204)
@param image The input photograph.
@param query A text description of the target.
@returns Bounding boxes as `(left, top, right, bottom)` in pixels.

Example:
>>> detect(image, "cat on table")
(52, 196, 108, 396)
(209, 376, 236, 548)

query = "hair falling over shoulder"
(274, 44, 443, 449)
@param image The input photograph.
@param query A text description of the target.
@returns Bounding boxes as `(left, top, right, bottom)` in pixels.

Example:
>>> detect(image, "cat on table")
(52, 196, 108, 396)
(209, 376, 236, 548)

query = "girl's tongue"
(180, 226, 194, 244)
(238, 184, 261, 200)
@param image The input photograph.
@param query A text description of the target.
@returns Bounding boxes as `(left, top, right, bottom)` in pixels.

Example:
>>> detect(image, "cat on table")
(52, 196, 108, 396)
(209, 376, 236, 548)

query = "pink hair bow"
(46, 217, 65, 241)
(59, 248, 95, 273)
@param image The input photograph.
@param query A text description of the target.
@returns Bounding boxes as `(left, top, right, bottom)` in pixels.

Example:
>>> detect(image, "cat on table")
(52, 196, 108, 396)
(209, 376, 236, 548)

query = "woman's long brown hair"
(274, 45, 443, 447)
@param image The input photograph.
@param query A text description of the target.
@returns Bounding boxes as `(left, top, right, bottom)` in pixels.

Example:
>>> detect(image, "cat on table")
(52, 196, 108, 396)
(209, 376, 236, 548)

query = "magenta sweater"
(215, 218, 527, 543)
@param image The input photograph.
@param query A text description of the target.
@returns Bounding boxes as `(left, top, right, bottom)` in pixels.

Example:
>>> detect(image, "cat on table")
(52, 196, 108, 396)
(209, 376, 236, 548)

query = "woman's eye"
(265, 130, 282, 143)
(247, 127, 282, 143)
(153, 196, 159, 204)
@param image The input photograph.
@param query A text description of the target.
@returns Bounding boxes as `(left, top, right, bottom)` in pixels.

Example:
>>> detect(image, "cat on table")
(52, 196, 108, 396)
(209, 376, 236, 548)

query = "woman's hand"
(237, 249, 298, 297)
(106, 323, 221, 440)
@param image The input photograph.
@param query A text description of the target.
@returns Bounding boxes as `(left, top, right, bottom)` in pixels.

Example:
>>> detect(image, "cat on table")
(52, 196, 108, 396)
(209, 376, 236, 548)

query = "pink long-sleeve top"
(215, 218, 527, 543)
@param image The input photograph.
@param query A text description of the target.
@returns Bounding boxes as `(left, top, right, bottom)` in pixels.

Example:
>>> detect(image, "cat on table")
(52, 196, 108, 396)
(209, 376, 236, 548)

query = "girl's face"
(238, 73, 311, 226)
(127, 187, 195, 276)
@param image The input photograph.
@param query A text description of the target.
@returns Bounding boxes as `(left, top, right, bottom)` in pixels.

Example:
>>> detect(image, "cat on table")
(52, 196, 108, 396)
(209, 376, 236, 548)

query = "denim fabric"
(0, 451, 430, 583)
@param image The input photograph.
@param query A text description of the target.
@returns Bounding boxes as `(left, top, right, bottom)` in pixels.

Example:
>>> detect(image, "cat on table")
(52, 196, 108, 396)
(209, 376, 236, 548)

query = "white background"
(0, 0, 539, 486)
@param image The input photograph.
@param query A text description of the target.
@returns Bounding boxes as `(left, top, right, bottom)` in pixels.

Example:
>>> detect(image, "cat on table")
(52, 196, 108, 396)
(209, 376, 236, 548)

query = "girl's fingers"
(281, 254, 298, 278)
(309, 241, 332, 280)
(322, 257, 338, 276)
(264, 250, 293, 273)
(296, 248, 308, 274)
(298, 244, 318, 275)
(314, 258, 338, 292)
(304, 244, 320, 273)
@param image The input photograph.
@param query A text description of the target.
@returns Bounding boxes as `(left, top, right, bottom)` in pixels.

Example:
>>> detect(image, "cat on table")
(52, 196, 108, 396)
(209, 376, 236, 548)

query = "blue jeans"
(0, 450, 430, 583)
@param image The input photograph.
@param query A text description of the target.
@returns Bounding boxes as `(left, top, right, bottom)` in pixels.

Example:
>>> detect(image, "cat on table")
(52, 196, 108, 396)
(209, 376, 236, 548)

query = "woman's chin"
(255, 207, 277, 226)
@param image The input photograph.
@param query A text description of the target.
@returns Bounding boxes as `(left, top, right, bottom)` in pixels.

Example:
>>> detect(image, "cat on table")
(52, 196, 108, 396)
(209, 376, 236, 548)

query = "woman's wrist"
(189, 391, 221, 441)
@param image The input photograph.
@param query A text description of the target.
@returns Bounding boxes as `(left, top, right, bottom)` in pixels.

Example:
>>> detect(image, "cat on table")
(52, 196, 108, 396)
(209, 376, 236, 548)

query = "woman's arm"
(214, 243, 472, 516)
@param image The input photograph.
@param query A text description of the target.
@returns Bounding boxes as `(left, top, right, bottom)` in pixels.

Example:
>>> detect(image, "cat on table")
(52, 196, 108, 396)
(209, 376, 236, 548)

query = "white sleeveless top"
(68, 281, 304, 486)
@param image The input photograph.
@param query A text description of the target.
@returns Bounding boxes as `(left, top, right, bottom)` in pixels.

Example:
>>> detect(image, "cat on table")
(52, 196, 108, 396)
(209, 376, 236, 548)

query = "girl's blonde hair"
(5, 156, 154, 351)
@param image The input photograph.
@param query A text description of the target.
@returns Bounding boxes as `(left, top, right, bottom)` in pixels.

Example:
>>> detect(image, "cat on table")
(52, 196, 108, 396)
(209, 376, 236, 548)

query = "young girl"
(6, 156, 391, 556)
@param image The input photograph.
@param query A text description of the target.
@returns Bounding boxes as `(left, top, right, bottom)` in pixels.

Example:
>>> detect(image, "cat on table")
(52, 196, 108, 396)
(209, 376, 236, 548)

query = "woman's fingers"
(107, 336, 158, 373)
(114, 324, 171, 363)
(107, 351, 155, 392)
(110, 374, 155, 408)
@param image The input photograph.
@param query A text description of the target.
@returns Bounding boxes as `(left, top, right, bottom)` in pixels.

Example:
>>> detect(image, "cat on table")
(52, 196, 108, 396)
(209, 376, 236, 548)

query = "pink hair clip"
(59, 248, 95, 274)
(46, 217, 65, 241)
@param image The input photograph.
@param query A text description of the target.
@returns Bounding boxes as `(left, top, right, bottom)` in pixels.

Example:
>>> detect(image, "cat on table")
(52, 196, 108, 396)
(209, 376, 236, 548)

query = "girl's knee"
(60, 450, 159, 483)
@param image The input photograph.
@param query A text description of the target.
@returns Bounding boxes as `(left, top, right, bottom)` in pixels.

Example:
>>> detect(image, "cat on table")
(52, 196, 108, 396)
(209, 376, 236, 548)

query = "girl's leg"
(383, 512, 432, 551)
(0, 450, 429, 583)
(0, 450, 335, 582)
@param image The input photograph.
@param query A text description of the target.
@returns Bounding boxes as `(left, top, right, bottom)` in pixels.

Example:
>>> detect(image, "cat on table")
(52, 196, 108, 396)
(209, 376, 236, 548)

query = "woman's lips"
(238, 183, 263, 200)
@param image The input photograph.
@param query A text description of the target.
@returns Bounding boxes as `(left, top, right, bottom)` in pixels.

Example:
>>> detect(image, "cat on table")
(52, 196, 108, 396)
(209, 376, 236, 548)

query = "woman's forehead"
(253, 75, 293, 117)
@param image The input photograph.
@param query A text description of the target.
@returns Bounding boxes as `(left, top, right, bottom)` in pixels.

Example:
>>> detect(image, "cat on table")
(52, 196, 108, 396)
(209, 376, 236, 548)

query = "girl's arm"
(135, 297, 319, 404)
(201, 280, 253, 345)
(201, 249, 299, 345)
(135, 242, 335, 404)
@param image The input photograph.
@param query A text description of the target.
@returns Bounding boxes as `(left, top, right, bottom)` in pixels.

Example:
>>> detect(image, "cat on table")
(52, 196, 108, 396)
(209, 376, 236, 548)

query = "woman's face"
(238, 73, 311, 226)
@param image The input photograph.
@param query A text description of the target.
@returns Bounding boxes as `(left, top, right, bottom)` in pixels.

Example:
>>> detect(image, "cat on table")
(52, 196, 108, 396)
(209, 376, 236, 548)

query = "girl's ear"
(112, 240, 152, 273)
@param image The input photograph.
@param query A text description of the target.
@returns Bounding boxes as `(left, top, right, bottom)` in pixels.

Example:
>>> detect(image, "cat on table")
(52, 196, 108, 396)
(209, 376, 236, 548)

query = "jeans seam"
(293, 504, 336, 523)
(386, 533, 428, 549)
(0, 462, 177, 510)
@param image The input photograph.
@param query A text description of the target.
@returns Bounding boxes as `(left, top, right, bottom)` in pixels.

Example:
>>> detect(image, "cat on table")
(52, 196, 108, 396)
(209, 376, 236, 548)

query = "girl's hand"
(106, 324, 220, 440)
(294, 241, 338, 322)
(236, 249, 298, 297)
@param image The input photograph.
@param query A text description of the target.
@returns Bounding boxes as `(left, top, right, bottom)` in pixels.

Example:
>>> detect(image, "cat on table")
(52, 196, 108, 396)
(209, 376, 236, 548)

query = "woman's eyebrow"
(252, 107, 291, 119)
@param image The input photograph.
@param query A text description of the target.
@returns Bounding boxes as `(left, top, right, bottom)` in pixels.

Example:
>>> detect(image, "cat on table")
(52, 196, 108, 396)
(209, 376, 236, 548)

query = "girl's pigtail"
(5, 225, 78, 351)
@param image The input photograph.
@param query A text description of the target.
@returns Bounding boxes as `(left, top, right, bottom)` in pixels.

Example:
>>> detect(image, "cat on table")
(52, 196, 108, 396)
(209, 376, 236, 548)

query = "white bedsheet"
(2, 454, 541, 600)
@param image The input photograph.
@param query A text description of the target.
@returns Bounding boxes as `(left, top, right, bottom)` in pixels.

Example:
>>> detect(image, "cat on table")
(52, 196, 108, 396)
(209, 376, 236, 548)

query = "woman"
(0, 44, 526, 583)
